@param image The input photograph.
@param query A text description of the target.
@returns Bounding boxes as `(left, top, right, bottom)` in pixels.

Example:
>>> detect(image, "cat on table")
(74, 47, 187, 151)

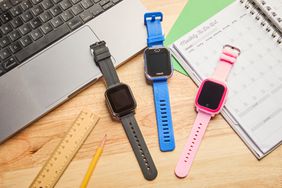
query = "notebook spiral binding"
(239, 0, 282, 44)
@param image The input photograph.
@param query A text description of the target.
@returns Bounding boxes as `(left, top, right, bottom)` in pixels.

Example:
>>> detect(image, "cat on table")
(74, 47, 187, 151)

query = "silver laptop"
(0, 0, 147, 142)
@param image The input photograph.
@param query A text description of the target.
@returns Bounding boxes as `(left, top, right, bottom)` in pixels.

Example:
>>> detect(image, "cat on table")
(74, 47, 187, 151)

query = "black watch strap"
(120, 113, 158, 180)
(90, 41, 120, 87)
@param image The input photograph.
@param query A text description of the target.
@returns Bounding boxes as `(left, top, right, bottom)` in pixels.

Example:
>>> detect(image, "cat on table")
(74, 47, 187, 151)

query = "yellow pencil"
(80, 134, 107, 188)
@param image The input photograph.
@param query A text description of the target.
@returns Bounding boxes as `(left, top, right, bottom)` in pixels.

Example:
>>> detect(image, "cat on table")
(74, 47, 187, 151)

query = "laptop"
(0, 0, 147, 142)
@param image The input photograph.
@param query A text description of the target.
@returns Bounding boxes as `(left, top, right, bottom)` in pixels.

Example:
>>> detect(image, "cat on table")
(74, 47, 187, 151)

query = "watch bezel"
(105, 83, 137, 118)
(195, 78, 228, 114)
(144, 47, 173, 81)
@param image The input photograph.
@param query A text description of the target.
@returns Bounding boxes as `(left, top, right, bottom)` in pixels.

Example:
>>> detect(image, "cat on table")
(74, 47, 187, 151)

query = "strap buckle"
(144, 12, 163, 25)
(223, 44, 241, 57)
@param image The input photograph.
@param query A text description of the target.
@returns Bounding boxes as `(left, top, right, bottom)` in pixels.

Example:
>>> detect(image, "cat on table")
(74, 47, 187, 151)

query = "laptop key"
(89, 4, 102, 17)
(102, 2, 112, 10)
(81, 0, 93, 9)
(42, 0, 53, 10)
(31, 4, 44, 16)
(0, 0, 13, 12)
(11, 17, 24, 28)
(67, 16, 82, 30)
(10, 6, 23, 17)
(19, 23, 32, 35)
(30, 28, 43, 40)
(79, 10, 92, 22)
(59, 0, 72, 10)
(9, 30, 22, 41)
(50, 5, 62, 17)
(21, 10, 33, 22)
(51, 0, 62, 4)
(10, 41, 23, 53)
(21, 0, 33, 11)
(10, 0, 22, 5)
(99, 0, 109, 6)
(0, 48, 12, 60)
(31, 0, 42, 5)
(3, 56, 18, 71)
(70, 0, 80, 5)
(0, 12, 13, 24)
(39, 11, 52, 22)
(112, 0, 121, 4)
(30, 17, 42, 28)
(20, 35, 32, 46)
(1, 23, 13, 35)
(41, 22, 53, 34)
(0, 36, 11, 48)
(51, 16, 63, 28)
(15, 24, 70, 62)
(61, 10, 73, 21)
(71, 4, 83, 15)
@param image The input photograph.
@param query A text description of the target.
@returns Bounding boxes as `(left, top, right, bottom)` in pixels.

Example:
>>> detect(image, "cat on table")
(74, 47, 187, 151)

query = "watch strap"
(212, 45, 241, 81)
(90, 41, 120, 87)
(144, 12, 165, 47)
(153, 80, 175, 151)
(175, 111, 211, 178)
(120, 113, 158, 180)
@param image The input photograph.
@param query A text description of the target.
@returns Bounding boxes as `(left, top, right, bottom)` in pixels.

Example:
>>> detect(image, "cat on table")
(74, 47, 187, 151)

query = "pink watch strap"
(212, 45, 240, 81)
(175, 111, 211, 178)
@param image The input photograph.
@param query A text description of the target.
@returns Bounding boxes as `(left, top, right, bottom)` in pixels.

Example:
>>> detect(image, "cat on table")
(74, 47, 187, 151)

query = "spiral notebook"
(170, 0, 282, 159)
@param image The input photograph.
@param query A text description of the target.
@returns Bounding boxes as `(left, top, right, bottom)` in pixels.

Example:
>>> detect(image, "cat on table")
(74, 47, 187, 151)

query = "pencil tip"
(100, 134, 107, 148)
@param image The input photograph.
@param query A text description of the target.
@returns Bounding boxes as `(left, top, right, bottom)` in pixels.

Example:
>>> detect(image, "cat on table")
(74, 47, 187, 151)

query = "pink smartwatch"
(175, 45, 241, 178)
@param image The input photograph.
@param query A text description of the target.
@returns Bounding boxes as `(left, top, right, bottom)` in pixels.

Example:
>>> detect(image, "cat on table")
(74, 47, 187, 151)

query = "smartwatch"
(90, 41, 158, 181)
(175, 45, 241, 178)
(144, 12, 175, 152)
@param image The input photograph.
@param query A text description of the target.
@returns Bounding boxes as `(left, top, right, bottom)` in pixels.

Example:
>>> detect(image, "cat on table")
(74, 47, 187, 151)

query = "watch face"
(105, 84, 136, 116)
(145, 48, 172, 78)
(197, 80, 227, 111)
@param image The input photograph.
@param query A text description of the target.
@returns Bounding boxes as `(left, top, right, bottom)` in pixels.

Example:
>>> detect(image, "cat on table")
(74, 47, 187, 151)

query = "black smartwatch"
(90, 41, 158, 181)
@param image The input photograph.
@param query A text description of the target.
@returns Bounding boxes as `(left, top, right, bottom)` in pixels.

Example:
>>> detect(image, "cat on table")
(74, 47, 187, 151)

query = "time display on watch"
(105, 84, 136, 116)
(197, 80, 227, 111)
(144, 48, 172, 78)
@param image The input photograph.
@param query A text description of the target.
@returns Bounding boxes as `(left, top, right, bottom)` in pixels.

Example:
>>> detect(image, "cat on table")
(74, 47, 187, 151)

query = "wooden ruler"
(30, 109, 100, 188)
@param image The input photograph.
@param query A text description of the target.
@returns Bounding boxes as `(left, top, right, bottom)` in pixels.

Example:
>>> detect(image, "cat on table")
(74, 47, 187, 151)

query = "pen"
(80, 134, 107, 188)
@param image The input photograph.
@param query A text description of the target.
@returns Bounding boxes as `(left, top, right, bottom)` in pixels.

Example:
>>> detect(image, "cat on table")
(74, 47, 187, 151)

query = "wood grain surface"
(0, 0, 282, 187)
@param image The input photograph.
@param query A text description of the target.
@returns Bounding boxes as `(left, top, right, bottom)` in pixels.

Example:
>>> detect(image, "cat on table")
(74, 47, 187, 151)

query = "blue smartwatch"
(144, 12, 175, 152)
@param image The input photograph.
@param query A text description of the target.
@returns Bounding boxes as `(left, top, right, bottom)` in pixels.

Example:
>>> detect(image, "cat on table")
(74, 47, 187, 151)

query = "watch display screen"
(145, 48, 172, 77)
(106, 84, 136, 115)
(197, 80, 225, 110)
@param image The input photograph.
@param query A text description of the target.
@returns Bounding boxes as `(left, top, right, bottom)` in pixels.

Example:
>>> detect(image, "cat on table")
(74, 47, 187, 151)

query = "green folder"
(164, 0, 235, 76)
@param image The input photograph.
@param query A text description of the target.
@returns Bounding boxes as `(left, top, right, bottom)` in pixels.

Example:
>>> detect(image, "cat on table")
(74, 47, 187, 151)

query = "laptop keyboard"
(0, 0, 122, 77)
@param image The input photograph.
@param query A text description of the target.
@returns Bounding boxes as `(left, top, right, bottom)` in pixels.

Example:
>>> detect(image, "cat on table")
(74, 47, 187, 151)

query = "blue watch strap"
(153, 80, 175, 151)
(144, 12, 165, 47)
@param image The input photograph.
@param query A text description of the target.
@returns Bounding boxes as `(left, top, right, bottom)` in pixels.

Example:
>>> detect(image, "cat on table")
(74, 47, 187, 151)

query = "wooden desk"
(0, 0, 281, 187)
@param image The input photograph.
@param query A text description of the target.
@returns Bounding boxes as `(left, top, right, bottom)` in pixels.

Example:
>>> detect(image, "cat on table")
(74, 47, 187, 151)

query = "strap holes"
(187, 153, 190, 155)
(193, 138, 196, 140)
(131, 127, 134, 130)
(184, 160, 187, 163)
(133, 131, 136, 134)
(199, 123, 202, 126)
(134, 135, 137, 138)
(160, 104, 166, 106)
(189, 149, 192, 151)
(164, 139, 170, 142)
(136, 139, 139, 142)
(195, 134, 198, 136)
(198, 126, 201, 129)
(163, 124, 168, 126)
(190, 145, 193, 148)
(160, 100, 165, 102)
(164, 131, 169, 134)
(161, 112, 166, 114)
(192, 142, 194, 144)
(196, 130, 199, 133)
(129, 122, 132, 125)
(164, 135, 169, 138)
(147, 167, 150, 170)
(161, 108, 166, 110)
(161, 116, 167, 118)
(162, 120, 168, 122)
(163, 128, 169, 131)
